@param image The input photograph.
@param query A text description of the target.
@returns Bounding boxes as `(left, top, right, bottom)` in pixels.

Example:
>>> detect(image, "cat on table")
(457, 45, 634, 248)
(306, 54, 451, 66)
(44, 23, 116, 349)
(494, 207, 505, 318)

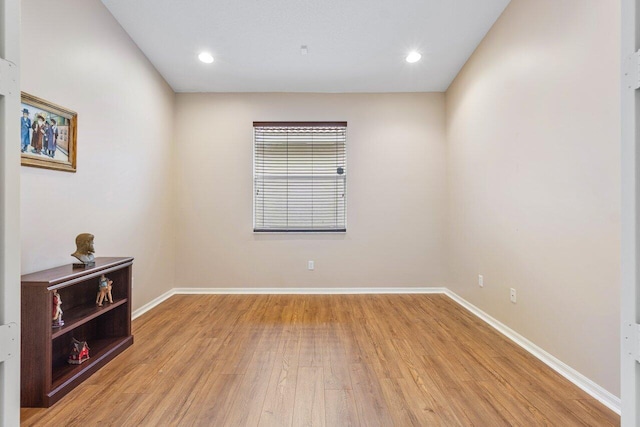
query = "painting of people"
(20, 92, 77, 172)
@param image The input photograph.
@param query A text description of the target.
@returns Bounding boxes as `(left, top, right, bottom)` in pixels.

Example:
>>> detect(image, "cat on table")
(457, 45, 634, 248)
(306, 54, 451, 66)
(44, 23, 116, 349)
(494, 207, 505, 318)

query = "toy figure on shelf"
(68, 338, 90, 364)
(96, 274, 113, 307)
(52, 290, 64, 327)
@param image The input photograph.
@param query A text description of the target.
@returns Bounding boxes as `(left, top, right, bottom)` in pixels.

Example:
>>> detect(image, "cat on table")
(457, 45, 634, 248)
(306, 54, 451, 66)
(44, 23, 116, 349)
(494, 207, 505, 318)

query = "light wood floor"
(21, 294, 619, 426)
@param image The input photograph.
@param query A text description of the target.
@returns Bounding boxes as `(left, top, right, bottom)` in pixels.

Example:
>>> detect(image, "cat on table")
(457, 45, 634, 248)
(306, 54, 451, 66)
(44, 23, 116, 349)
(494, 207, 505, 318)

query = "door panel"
(0, 0, 21, 426)
(621, 1, 640, 425)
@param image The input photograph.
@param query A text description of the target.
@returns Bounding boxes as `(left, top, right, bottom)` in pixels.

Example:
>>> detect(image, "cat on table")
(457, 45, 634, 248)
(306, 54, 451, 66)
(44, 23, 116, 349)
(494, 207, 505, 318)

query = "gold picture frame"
(20, 92, 77, 172)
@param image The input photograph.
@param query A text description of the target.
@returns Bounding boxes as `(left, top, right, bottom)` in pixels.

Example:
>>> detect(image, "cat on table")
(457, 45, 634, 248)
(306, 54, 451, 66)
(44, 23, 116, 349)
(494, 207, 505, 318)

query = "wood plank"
(349, 363, 394, 427)
(325, 389, 359, 427)
(259, 328, 300, 427)
(292, 366, 326, 427)
(222, 329, 278, 426)
(323, 328, 352, 390)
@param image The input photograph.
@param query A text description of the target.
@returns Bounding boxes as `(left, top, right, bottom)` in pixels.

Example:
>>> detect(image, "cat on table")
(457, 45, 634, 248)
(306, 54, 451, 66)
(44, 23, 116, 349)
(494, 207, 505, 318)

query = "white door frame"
(622, 0, 640, 425)
(0, 0, 21, 425)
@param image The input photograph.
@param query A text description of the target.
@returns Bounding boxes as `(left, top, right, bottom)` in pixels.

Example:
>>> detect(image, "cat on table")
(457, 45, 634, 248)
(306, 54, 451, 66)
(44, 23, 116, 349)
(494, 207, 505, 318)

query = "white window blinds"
(253, 122, 347, 232)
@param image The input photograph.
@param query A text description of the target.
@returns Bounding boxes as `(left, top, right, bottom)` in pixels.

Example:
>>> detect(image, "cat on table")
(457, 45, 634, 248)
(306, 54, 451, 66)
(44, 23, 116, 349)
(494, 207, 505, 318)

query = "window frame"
(252, 121, 347, 233)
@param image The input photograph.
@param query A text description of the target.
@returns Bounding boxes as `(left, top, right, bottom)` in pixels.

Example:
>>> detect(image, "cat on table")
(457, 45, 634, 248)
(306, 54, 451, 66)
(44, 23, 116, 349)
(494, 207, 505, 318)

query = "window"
(253, 122, 347, 232)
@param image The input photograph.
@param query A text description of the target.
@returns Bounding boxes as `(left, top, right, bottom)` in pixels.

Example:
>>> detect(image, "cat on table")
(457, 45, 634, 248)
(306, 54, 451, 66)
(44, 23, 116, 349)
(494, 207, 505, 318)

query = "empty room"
(0, 0, 634, 425)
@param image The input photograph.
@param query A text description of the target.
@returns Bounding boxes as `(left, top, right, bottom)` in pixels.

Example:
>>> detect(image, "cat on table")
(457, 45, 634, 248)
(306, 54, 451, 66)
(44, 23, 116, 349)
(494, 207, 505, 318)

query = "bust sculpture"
(71, 233, 95, 267)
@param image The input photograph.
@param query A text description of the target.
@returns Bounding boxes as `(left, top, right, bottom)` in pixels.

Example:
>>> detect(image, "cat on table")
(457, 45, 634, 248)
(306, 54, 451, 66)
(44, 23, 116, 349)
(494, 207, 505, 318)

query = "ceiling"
(101, 0, 510, 93)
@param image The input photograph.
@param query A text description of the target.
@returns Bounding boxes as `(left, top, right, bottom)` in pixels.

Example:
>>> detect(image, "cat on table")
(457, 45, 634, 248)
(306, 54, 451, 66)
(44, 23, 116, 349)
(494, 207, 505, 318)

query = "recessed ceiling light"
(198, 52, 214, 64)
(301, 45, 308, 55)
(406, 51, 422, 63)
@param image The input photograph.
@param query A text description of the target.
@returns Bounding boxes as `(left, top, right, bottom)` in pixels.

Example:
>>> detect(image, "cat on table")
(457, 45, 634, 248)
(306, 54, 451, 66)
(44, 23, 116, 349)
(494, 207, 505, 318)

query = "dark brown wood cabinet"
(21, 257, 134, 407)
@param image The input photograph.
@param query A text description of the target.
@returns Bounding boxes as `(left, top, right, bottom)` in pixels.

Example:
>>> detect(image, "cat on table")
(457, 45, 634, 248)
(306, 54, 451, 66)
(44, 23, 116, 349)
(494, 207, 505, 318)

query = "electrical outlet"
(308, 260, 314, 270)
(478, 275, 484, 287)
(510, 288, 517, 303)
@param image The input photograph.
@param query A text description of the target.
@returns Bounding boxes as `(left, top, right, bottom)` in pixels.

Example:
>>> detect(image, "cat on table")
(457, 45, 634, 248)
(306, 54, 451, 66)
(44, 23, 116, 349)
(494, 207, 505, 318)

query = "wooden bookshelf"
(21, 257, 134, 407)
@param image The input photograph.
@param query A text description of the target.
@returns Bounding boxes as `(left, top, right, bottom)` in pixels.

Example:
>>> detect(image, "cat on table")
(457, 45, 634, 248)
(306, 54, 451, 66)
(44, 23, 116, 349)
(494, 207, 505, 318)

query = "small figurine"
(68, 338, 90, 364)
(96, 274, 113, 307)
(71, 233, 95, 268)
(52, 289, 64, 327)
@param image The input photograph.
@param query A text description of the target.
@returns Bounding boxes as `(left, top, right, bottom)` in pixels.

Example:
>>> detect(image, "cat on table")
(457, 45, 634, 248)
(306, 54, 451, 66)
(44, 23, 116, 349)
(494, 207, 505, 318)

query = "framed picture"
(20, 92, 77, 172)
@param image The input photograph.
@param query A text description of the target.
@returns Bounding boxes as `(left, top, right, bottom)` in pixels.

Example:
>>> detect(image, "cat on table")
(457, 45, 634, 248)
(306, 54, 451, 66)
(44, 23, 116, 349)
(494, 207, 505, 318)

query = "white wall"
(20, 0, 176, 310)
(446, 0, 620, 395)
(174, 93, 447, 288)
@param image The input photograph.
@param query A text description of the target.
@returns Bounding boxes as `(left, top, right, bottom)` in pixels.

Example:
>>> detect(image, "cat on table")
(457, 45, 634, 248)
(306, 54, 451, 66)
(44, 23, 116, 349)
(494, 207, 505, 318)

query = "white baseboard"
(130, 286, 620, 414)
(443, 289, 621, 415)
(174, 286, 447, 295)
(132, 289, 176, 320)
